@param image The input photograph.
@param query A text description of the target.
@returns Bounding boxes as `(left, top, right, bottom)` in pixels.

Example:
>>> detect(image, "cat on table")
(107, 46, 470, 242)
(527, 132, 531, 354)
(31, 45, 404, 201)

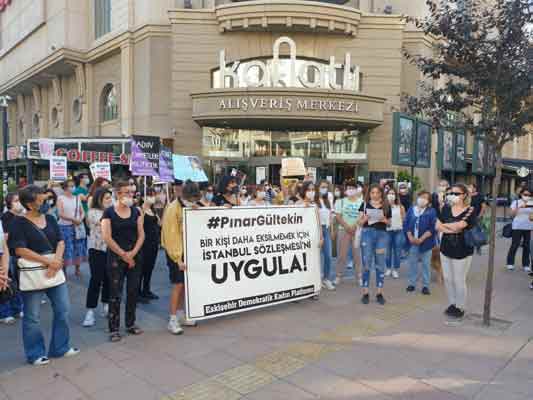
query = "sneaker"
(334, 277, 342, 286)
(168, 317, 184, 335)
(32, 357, 50, 366)
(145, 292, 159, 300)
(323, 279, 336, 291)
(63, 348, 80, 358)
(82, 310, 95, 327)
(376, 294, 386, 305)
(406, 285, 415, 293)
(0, 317, 16, 325)
(100, 304, 109, 318)
(361, 294, 370, 304)
(453, 308, 465, 319)
(384, 269, 392, 277)
(179, 316, 197, 327)
(392, 270, 399, 279)
(524, 266, 532, 273)
(421, 287, 431, 295)
(444, 305, 457, 316)
(529, 281, 533, 290)
(506, 265, 515, 271)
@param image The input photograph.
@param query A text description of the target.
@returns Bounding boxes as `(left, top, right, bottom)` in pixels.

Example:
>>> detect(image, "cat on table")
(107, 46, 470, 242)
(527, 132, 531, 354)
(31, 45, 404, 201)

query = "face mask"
(82, 178, 90, 186)
(38, 202, 51, 215)
(387, 194, 396, 202)
(355, 187, 363, 194)
(448, 195, 460, 205)
(345, 189, 356, 197)
(206, 193, 214, 202)
(319, 188, 328, 196)
(334, 190, 341, 198)
(145, 196, 156, 205)
(12, 201, 24, 213)
(306, 191, 315, 200)
(48, 200, 55, 207)
(121, 197, 134, 207)
(103, 199, 113, 208)
(523, 196, 531, 202)
(65, 186, 73, 193)
(256, 191, 266, 199)
(417, 197, 428, 208)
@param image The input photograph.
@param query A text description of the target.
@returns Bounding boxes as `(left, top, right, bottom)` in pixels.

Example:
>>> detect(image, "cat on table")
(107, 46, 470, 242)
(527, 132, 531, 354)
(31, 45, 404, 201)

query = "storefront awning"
(191, 88, 385, 130)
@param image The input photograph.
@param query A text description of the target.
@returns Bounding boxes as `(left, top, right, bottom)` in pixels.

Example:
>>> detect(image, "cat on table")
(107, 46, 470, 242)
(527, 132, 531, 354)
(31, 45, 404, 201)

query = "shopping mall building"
(0, 0, 530, 190)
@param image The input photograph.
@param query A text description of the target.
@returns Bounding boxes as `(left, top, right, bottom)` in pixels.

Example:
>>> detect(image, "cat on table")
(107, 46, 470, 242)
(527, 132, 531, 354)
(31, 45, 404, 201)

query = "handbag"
(17, 220, 66, 292)
(353, 201, 365, 249)
(502, 223, 512, 238)
(74, 196, 87, 240)
(463, 207, 488, 248)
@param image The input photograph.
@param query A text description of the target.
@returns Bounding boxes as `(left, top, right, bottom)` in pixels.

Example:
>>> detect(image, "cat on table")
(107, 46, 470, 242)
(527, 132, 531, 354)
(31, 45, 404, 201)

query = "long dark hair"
(92, 188, 111, 211)
(386, 187, 400, 206)
(365, 184, 390, 215)
(316, 180, 331, 209)
(298, 181, 315, 201)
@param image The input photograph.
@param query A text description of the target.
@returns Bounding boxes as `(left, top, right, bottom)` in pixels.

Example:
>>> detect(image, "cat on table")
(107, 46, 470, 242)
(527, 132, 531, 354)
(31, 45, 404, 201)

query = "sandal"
(126, 326, 143, 335)
(109, 332, 122, 342)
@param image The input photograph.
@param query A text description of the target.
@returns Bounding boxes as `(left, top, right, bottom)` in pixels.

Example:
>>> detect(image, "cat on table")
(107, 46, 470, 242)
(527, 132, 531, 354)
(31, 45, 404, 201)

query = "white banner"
(89, 162, 111, 181)
(184, 206, 321, 320)
(49, 156, 67, 182)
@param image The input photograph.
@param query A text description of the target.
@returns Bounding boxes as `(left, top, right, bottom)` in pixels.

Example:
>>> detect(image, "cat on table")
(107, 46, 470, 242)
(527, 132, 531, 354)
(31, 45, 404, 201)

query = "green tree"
(404, 0, 533, 325)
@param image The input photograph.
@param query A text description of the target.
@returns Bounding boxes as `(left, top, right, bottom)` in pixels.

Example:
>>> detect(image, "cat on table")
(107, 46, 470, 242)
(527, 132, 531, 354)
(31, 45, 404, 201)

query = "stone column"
(120, 41, 134, 136)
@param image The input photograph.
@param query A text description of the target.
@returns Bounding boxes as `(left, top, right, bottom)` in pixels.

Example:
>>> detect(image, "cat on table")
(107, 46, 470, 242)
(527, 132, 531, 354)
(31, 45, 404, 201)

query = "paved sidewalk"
(0, 239, 532, 400)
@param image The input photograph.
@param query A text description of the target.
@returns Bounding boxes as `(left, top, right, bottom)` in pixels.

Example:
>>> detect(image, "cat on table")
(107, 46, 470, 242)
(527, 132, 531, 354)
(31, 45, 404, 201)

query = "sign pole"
(2, 103, 9, 198)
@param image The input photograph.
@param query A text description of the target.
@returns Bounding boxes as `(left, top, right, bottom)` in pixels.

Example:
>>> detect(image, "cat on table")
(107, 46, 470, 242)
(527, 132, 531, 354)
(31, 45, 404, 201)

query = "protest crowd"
(0, 157, 524, 367)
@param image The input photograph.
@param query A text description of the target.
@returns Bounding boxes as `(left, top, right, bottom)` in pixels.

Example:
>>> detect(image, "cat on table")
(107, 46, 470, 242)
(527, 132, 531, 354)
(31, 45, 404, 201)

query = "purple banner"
(158, 146, 174, 183)
(131, 135, 160, 176)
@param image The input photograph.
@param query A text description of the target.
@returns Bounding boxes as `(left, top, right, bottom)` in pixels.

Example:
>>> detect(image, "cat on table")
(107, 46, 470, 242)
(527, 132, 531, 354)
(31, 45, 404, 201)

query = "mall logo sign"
(218, 97, 359, 113)
(219, 36, 360, 91)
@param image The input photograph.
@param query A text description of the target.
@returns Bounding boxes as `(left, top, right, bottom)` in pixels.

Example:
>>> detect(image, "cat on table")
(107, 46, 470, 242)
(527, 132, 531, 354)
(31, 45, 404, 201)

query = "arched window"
(101, 84, 118, 122)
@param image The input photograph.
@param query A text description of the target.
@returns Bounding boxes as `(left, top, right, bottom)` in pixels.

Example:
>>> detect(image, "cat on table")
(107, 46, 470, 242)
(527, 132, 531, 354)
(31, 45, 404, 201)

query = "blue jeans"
(21, 283, 72, 363)
(407, 246, 432, 288)
(0, 258, 23, 319)
(361, 227, 389, 289)
(321, 225, 333, 281)
(386, 230, 403, 270)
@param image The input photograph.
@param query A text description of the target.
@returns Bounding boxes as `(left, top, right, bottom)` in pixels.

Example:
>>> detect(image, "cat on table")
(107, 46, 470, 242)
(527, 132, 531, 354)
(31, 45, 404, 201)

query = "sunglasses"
(449, 192, 464, 196)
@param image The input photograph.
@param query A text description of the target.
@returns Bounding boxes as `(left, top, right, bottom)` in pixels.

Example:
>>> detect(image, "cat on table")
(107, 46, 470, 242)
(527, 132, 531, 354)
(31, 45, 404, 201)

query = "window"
(95, 0, 111, 39)
(101, 84, 118, 122)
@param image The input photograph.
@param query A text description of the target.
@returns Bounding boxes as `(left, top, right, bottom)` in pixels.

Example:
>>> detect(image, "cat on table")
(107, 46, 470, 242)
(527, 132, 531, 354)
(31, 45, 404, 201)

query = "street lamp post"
(0, 96, 9, 199)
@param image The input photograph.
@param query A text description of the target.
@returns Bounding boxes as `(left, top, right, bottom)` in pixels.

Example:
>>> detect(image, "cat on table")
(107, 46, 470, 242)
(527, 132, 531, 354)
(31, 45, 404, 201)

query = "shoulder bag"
(353, 201, 365, 249)
(462, 207, 488, 249)
(74, 196, 87, 240)
(17, 219, 66, 292)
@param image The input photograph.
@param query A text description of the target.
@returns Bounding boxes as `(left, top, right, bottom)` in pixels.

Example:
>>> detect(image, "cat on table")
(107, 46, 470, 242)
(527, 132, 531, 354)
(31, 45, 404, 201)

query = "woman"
(197, 184, 214, 207)
(506, 188, 533, 272)
(404, 191, 437, 295)
(249, 185, 268, 206)
(9, 185, 79, 365)
(87, 177, 111, 208)
(0, 193, 24, 325)
(44, 189, 59, 220)
(335, 180, 364, 286)
(213, 176, 239, 207)
(101, 180, 145, 342)
(285, 182, 300, 205)
(82, 188, 112, 327)
(317, 180, 335, 290)
(154, 185, 168, 218)
(436, 183, 476, 320)
(57, 180, 87, 277)
(239, 186, 250, 206)
(385, 187, 406, 279)
(0, 224, 8, 292)
(139, 189, 160, 301)
(358, 184, 391, 305)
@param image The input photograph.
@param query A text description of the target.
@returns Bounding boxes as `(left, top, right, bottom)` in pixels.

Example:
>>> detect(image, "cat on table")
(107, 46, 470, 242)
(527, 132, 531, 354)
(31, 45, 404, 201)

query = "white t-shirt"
(511, 200, 533, 230)
(319, 198, 333, 227)
(387, 205, 403, 231)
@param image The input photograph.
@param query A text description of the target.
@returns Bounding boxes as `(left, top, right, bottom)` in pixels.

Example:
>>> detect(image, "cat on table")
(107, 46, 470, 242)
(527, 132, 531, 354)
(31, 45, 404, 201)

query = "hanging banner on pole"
(130, 135, 160, 176)
(39, 139, 55, 160)
(89, 162, 111, 181)
(173, 155, 208, 182)
(157, 146, 174, 183)
(183, 206, 322, 321)
(49, 156, 67, 182)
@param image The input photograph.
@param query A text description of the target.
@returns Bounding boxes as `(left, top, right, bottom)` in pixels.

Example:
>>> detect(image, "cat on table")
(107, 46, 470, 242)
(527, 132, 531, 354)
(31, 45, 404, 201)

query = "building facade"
(0, 0, 529, 190)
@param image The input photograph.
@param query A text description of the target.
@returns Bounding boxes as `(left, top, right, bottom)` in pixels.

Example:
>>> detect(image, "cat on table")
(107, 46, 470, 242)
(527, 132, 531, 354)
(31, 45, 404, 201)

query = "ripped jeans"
(360, 227, 389, 289)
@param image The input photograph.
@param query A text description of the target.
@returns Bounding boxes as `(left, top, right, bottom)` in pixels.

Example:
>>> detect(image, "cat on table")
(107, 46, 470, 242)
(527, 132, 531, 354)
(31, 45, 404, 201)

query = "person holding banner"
(213, 176, 239, 207)
(101, 181, 145, 342)
(248, 185, 268, 207)
(358, 184, 391, 305)
(317, 180, 335, 291)
(57, 180, 87, 278)
(197, 183, 214, 207)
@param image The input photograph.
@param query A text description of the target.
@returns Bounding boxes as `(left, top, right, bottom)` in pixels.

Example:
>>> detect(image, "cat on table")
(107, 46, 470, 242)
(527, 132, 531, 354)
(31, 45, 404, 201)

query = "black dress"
(140, 212, 160, 295)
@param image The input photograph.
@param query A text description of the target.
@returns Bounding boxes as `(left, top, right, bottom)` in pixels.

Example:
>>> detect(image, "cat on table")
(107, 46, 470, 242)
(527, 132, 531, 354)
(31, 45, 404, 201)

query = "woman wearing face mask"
(317, 181, 335, 290)
(358, 184, 391, 305)
(101, 180, 145, 341)
(334, 180, 364, 286)
(198, 184, 215, 207)
(0, 193, 24, 325)
(384, 188, 406, 279)
(436, 184, 476, 321)
(9, 185, 79, 365)
(57, 179, 87, 278)
(249, 185, 268, 206)
(139, 189, 161, 301)
(82, 188, 112, 327)
(213, 176, 240, 207)
(239, 186, 250, 206)
(44, 189, 58, 220)
(506, 188, 533, 272)
(404, 191, 437, 295)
